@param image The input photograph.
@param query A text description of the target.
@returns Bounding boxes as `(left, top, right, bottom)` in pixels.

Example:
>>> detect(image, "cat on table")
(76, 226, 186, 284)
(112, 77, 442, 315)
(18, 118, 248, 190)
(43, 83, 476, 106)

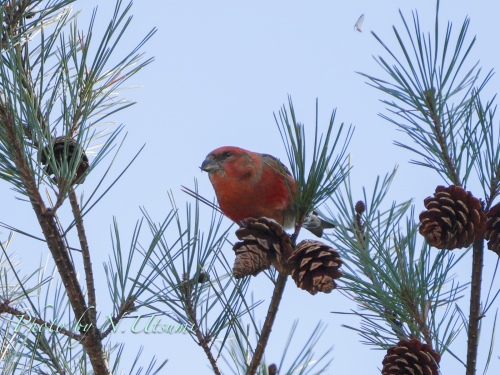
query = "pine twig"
(0, 301, 81, 341)
(406, 299, 433, 347)
(37, 337, 68, 375)
(425, 89, 460, 186)
(290, 218, 304, 246)
(486, 168, 500, 210)
(101, 295, 136, 340)
(1, 1, 34, 49)
(466, 238, 484, 375)
(184, 286, 222, 375)
(353, 203, 407, 338)
(68, 189, 97, 327)
(246, 272, 288, 375)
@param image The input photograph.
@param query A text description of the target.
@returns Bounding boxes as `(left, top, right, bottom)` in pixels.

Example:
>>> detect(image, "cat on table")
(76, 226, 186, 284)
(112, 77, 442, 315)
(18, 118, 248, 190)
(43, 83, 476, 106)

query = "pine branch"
(1, 83, 111, 375)
(1, 1, 35, 50)
(28, 169, 111, 375)
(424, 89, 460, 185)
(68, 189, 97, 327)
(184, 285, 222, 375)
(246, 272, 288, 375)
(0, 301, 81, 341)
(290, 217, 304, 245)
(486, 170, 500, 210)
(37, 336, 69, 375)
(466, 238, 484, 375)
(275, 98, 351, 226)
(352, 204, 406, 340)
(101, 295, 136, 340)
(404, 297, 433, 347)
(359, 2, 489, 186)
(0, 101, 46, 208)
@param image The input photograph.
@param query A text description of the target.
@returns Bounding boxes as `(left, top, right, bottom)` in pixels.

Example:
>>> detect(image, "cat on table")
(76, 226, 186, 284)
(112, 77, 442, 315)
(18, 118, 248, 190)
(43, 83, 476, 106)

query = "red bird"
(201, 146, 335, 237)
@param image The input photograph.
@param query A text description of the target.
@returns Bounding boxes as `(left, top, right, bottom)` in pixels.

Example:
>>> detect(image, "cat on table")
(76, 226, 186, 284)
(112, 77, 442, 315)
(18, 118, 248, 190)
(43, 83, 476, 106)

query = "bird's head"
(201, 146, 258, 180)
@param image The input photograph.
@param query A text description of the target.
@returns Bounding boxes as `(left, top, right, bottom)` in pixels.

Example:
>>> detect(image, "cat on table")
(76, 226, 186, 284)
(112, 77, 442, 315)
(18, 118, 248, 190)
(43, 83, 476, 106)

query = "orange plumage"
(201, 146, 334, 237)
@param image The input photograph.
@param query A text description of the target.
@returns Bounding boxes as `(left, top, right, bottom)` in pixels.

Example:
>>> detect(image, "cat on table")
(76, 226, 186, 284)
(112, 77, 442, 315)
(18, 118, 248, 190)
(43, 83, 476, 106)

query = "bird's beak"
(201, 158, 221, 173)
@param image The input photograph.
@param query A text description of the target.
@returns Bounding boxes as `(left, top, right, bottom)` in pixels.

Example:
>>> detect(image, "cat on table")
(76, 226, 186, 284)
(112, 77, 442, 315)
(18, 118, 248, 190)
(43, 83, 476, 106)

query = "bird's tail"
(302, 211, 335, 238)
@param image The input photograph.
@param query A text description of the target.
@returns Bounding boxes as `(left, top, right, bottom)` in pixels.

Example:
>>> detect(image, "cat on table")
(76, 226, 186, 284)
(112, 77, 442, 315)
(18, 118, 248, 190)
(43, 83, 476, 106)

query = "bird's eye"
(222, 151, 232, 158)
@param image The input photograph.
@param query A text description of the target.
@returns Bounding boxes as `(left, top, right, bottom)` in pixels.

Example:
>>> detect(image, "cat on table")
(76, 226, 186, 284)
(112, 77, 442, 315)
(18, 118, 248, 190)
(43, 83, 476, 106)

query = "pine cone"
(355, 200, 366, 214)
(382, 339, 441, 375)
(419, 185, 486, 250)
(288, 240, 342, 295)
(268, 364, 278, 375)
(40, 137, 89, 184)
(197, 272, 210, 284)
(232, 217, 293, 278)
(485, 202, 500, 256)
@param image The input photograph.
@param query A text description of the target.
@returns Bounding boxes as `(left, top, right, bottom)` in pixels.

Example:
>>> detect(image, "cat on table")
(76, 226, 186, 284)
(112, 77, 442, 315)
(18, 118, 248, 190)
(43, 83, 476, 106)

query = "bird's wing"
(260, 153, 296, 227)
(355, 14, 365, 32)
(261, 154, 293, 178)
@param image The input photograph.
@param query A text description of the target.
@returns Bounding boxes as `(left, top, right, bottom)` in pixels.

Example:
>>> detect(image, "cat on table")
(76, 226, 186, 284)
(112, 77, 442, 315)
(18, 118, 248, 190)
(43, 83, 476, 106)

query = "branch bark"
(425, 90, 460, 186)
(246, 272, 288, 375)
(101, 295, 136, 340)
(69, 189, 97, 326)
(0, 301, 81, 341)
(466, 238, 484, 375)
(184, 287, 222, 375)
(38, 337, 68, 375)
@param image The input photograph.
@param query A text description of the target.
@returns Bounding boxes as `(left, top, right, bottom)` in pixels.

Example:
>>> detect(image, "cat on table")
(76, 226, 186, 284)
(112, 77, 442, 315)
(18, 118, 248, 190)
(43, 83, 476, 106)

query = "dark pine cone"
(40, 136, 89, 184)
(355, 200, 366, 214)
(232, 217, 293, 279)
(197, 272, 210, 284)
(485, 202, 500, 256)
(382, 339, 441, 375)
(419, 185, 486, 250)
(268, 364, 278, 375)
(288, 240, 343, 295)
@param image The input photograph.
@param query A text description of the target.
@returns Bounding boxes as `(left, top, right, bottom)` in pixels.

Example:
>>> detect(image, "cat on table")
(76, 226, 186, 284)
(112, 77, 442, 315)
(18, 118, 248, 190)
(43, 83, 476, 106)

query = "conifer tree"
(0, 1, 498, 374)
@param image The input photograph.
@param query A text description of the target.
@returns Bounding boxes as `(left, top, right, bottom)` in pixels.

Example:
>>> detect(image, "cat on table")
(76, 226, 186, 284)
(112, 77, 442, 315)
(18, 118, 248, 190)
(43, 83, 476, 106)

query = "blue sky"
(2, 0, 500, 373)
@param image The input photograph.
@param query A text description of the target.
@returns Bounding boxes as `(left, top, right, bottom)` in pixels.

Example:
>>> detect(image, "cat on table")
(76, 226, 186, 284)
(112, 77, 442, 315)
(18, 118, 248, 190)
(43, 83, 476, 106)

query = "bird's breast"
(210, 171, 294, 226)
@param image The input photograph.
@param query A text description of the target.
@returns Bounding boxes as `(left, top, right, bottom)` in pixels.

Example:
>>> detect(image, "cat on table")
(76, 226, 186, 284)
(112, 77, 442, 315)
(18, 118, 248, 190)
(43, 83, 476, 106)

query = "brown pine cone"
(382, 339, 441, 375)
(288, 240, 342, 295)
(419, 185, 486, 250)
(355, 200, 366, 214)
(232, 217, 293, 278)
(197, 272, 210, 284)
(40, 137, 89, 184)
(485, 202, 500, 256)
